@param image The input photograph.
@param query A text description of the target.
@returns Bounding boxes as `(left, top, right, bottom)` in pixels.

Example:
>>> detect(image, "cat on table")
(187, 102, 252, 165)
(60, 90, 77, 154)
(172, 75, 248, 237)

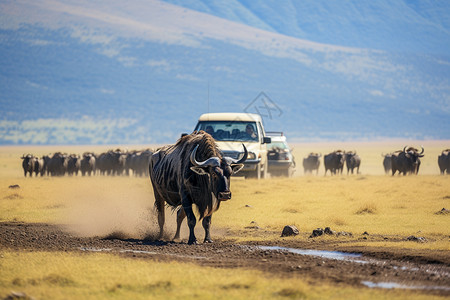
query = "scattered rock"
(309, 227, 348, 238)
(362, 231, 369, 235)
(281, 225, 299, 237)
(324, 227, 334, 235)
(406, 236, 427, 243)
(435, 208, 450, 215)
(244, 204, 252, 208)
(8, 184, 20, 189)
(310, 228, 324, 238)
(3, 291, 35, 300)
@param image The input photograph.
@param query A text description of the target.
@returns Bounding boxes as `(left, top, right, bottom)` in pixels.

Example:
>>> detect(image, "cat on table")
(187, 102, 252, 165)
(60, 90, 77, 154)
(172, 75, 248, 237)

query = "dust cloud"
(61, 178, 184, 241)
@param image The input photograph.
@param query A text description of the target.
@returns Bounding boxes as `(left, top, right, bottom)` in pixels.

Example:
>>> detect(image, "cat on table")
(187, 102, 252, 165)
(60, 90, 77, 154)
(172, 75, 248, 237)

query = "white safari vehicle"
(193, 113, 271, 179)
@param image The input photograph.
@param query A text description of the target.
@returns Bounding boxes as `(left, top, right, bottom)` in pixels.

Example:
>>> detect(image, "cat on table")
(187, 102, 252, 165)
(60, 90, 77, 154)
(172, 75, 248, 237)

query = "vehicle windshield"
(268, 141, 288, 150)
(195, 121, 259, 142)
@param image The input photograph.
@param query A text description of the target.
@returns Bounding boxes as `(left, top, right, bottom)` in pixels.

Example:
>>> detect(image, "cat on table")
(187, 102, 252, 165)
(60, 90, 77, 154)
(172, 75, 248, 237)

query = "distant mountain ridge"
(0, 0, 448, 145)
(162, 0, 450, 55)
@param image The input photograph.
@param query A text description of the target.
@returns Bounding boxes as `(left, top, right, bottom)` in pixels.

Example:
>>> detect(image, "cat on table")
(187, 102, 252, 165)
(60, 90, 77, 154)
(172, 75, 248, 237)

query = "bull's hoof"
(188, 237, 198, 245)
(172, 237, 182, 243)
(203, 238, 213, 243)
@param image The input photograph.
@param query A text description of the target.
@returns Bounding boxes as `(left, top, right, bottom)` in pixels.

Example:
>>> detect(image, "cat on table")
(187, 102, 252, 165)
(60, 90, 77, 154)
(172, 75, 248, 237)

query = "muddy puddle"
(257, 246, 366, 263)
(362, 281, 450, 291)
(255, 245, 450, 291)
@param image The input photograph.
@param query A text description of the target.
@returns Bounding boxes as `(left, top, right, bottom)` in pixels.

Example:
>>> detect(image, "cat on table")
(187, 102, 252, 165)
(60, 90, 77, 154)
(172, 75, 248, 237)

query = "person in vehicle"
(205, 125, 215, 136)
(245, 124, 257, 140)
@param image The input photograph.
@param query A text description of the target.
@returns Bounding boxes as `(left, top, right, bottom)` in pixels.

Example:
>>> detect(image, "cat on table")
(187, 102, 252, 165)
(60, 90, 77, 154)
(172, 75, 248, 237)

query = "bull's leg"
(183, 205, 197, 245)
(157, 204, 165, 240)
(202, 215, 213, 243)
(153, 195, 165, 240)
(173, 207, 186, 242)
(180, 190, 197, 245)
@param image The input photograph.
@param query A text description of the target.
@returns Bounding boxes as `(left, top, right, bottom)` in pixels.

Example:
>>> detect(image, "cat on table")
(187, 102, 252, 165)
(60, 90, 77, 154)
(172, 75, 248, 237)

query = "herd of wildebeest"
(303, 146, 450, 175)
(20, 149, 153, 177)
(20, 146, 450, 178)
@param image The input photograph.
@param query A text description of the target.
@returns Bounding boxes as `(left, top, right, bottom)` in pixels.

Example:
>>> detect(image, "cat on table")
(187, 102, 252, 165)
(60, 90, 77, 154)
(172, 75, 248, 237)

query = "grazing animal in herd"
(21, 154, 35, 177)
(391, 146, 424, 176)
(47, 152, 69, 176)
(33, 157, 45, 176)
(97, 149, 127, 176)
(149, 131, 247, 244)
(130, 149, 153, 177)
(324, 150, 345, 176)
(303, 153, 321, 175)
(42, 155, 51, 176)
(345, 151, 361, 174)
(438, 149, 450, 175)
(80, 153, 96, 176)
(67, 154, 81, 176)
(382, 153, 392, 174)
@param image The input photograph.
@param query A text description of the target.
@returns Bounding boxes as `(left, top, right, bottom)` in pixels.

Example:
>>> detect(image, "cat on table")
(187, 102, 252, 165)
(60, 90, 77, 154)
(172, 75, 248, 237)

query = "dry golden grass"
(224, 175, 450, 250)
(0, 251, 440, 300)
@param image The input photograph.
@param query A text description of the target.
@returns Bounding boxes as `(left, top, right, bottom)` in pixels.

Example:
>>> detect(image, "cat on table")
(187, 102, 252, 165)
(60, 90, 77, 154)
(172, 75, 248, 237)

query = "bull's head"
(403, 146, 424, 174)
(190, 144, 247, 201)
(21, 154, 33, 167)
(403, 146, 424, 158)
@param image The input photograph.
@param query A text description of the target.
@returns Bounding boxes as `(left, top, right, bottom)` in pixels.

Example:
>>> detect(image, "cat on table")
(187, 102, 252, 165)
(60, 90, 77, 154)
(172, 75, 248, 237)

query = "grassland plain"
(0, 142, 449, 299)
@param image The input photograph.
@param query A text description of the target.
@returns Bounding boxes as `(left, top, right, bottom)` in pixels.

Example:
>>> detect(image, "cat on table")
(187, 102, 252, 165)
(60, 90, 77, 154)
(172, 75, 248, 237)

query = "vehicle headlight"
(247, 152, 256, 160)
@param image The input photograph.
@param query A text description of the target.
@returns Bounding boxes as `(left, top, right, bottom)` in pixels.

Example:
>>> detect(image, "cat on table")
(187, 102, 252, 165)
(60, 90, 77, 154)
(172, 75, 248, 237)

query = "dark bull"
(149, 131, 247, 244)
(324, 150, 345, 176)
(391, 146, 424, 175)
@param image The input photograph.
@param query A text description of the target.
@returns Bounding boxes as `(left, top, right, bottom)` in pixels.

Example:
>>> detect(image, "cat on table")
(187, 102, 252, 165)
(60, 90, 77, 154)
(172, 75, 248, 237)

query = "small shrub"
(355, 203, 377, 214)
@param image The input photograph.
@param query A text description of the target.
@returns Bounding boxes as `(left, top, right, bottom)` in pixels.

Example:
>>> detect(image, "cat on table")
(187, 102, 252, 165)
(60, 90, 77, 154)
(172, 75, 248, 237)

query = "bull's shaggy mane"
(176, 130, 222, 162)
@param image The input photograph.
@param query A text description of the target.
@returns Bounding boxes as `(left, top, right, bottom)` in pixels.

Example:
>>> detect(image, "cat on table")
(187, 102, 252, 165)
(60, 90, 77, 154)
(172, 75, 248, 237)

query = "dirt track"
(1, 222, 449, 296)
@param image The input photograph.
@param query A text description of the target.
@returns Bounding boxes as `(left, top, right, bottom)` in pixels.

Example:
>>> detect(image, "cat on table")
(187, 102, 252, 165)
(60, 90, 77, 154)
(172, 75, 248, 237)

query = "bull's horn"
(190, 145, 220, 167)
(233, 144, 248, 164)
(419, 146, 424, 155)
(403, 146, 408, 153)
(224, 144, 248, 165)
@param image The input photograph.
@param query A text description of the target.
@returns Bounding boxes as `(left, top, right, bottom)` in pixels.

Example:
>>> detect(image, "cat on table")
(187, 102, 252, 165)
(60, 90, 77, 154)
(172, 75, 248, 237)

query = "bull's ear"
(231, 164, 244, 175)
(190, 166, 208, 176)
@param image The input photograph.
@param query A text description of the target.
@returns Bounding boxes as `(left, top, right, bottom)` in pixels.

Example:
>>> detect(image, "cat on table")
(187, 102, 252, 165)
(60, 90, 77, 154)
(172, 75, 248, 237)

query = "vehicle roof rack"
(266, 131, 284, 136)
